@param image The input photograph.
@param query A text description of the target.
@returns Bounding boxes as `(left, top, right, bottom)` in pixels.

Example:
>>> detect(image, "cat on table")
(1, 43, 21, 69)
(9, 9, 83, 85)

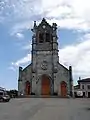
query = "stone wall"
(18, 64, 32, 95)
(55, 63, 70, 96)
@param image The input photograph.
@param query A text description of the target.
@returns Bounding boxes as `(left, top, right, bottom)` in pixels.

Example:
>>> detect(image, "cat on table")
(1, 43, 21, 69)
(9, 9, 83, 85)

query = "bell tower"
(31, 18, 59, 95)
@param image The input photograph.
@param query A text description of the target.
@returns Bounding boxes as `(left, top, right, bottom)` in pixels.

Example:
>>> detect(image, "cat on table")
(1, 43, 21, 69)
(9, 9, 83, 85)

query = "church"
(18, 18, 73, 97)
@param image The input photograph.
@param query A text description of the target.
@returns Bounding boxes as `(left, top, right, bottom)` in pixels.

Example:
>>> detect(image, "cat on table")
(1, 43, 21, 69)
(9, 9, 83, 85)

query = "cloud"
(15, 33, 24, 39)
(59, 33, 90, 81)
(8, 66, 16, 72)
(0, 16, 4, 23)
(1, 0, 90, 34)
(22, 39, 32, 50)
(10, 21, 33, 35)
(22, 42, 32, 50)
(12, 53, 31, 67)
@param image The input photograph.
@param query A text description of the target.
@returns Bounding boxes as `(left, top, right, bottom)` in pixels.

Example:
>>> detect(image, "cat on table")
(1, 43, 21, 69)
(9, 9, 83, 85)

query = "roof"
(78, 78, 90, 83)
(37, 18, 52, 29)
(22, 63, 32, 71)
(58, 62, 69, 71)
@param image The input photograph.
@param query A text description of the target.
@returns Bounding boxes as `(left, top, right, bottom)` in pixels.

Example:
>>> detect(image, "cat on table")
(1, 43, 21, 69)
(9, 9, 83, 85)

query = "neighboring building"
(18, 18, 73, 97)
(74, 78, 90, 98)
(0, 87, 7, 95)
(74, 85, 79, 90)
(0, 87, 6, 91)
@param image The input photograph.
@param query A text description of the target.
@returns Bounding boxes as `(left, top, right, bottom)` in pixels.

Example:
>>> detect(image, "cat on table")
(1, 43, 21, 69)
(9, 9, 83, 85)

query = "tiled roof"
(78, 78, 90, 83)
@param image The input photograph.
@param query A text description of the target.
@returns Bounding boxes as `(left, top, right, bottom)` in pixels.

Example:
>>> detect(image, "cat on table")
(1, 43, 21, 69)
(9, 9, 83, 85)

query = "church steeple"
(31, 18, 58, 52)
(36, 18, 52, 44)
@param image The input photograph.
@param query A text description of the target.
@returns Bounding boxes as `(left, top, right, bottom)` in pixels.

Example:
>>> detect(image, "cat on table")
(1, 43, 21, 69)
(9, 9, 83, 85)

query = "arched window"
(38, 32, 52, 43)
(46, 33, 50, 42)
(39, 33, 44, 43)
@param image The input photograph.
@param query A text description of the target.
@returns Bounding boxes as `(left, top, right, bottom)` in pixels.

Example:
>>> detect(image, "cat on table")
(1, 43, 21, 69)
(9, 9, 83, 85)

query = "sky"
(0, 0, 90, 90)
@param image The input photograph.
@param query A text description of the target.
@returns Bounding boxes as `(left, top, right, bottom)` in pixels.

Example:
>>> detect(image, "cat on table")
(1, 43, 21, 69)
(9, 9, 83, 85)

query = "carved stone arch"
(39, 32, 44, 43)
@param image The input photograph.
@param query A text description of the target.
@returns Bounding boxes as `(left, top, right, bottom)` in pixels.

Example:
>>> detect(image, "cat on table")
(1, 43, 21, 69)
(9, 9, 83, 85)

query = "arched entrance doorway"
(60, 81, 67, 97)
(25, 81, 30, 95)
(41, 75, 51, 95)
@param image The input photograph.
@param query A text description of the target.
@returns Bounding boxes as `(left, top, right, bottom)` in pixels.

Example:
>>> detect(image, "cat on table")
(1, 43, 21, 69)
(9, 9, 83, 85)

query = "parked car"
(75, 91, 83, 98)
(0, 90, 10, 102)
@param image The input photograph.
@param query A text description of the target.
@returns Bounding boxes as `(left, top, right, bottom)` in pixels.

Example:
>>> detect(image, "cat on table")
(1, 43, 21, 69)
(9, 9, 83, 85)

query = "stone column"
(31, 22, 37, 95)
(52, 23, 58, 95)
(69, 66, 74, 97)
(18, 67, 23, 96)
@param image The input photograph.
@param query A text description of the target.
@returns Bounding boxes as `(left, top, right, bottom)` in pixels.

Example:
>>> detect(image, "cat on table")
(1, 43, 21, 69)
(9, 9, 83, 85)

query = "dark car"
(0, 91, 10, 102)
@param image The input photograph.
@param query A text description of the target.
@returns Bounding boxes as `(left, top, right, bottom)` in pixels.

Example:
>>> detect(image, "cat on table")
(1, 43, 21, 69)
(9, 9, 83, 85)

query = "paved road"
(0, 98, 90, 120)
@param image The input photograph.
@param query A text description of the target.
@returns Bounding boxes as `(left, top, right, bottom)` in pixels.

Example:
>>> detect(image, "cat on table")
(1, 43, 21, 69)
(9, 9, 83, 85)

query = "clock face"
(41, 61, 48, 70)
(42, 25, 46, 29)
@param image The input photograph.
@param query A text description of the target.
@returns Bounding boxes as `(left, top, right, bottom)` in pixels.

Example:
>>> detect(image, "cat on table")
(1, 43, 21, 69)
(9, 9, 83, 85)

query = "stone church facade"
(18, 18, 73, 97)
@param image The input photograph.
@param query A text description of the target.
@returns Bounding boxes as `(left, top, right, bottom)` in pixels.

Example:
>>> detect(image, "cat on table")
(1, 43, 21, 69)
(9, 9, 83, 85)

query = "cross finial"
(42, 18, 46, 21)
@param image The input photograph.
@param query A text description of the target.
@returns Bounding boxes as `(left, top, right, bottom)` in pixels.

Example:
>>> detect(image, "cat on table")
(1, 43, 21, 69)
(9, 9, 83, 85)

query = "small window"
(39, 33, 44, 43)
(87, 85, 90, 89)
(82, 85, 84, 89)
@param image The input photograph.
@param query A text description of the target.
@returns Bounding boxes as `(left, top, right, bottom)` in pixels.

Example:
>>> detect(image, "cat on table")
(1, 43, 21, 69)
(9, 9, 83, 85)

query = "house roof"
(78, 78, 90, 83)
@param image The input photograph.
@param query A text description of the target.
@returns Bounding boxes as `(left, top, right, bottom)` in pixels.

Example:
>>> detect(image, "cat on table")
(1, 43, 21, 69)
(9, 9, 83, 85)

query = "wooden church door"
(41, 75, 50, 95)
(60, 81, 67, 97)
(25, 81, 30, 95)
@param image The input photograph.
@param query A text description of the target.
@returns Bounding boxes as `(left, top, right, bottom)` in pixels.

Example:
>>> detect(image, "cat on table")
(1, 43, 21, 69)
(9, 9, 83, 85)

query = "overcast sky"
(0, 0, 90, 90)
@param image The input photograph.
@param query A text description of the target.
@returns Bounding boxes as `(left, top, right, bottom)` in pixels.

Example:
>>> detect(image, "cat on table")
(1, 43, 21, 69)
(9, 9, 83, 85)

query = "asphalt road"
(0, 98, 90, 120)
